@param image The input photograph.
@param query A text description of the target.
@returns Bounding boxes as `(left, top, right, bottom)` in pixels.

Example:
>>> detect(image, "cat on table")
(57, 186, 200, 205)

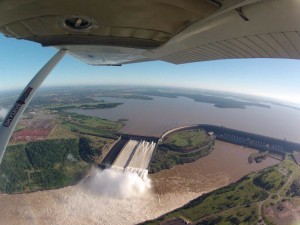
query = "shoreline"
(0, 141, 280, 225)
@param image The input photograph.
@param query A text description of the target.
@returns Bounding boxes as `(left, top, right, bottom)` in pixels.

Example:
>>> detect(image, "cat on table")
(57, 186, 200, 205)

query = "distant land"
(1, 85, 299, 110)
(132, 89, 271, 109)
(49, 102, 123, 111)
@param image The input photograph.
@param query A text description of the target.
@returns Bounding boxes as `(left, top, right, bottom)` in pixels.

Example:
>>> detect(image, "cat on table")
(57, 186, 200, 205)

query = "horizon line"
(0, 84, 299, 106)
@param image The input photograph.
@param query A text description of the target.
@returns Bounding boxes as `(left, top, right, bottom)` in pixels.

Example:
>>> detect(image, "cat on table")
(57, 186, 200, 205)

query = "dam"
(100, 134, 159, 179)
(100, 124, 300, 179)
(161, 124, 300, 154)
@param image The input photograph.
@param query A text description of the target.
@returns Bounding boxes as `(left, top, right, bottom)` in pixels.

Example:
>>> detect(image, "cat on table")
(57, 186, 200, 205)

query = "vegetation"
(0, 139, 97, 193)
(0, 104, 125, 193)
(253, 166, 287, 192)
(134, 89, 271, 109)
(49, 102, 123, 111)
(30, 93, 99, 108)
(61, 112, 122, 131)
(143, 158, 300, 225)
(79, 137, 100, 162)
(58, 112, 123, 139)
(289, 177, 300, 196)
(0, 144, 33, 193)
(100, 94, 153, 100)
(0, 95, 125, 194)
(149, 129, 214, 173)
(161, 129, 210, 152)
(119, 94, 153, 100)
(141, 174, 268, 225)
(198, 204, 258, 225)
(149, 145, 213, 173)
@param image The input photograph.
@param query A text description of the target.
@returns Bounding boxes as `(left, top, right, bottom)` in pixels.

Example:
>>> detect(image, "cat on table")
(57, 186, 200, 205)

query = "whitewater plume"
(80, 167, 151, 199)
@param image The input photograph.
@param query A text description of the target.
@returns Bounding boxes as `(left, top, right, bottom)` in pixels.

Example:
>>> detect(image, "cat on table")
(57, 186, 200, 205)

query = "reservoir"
(67, 96, 300, 143)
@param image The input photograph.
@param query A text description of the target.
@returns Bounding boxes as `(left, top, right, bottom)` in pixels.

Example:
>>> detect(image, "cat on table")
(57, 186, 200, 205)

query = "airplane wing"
(151, 0, 300, 64)
(1, 0, 299, 66)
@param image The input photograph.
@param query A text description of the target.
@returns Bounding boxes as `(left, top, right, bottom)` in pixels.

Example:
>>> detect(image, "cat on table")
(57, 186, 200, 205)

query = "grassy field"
(198, 204, 258, 225)
(149, 129, 214, 173)
(47, 111, 123, 141)
(48, 123, 78, 139)
(253, 166, 287, 192)
(65, 113, 123, 131)
(162, 129, 210, 152)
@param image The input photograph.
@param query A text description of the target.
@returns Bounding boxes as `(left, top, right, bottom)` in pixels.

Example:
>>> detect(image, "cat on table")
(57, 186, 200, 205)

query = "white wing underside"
(151, 0, 300, 64)
(1, 0, 300, 65)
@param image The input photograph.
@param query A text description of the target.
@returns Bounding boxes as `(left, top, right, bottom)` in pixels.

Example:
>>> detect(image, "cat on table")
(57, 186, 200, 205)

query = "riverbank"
(0, 141, 280, 225)
(150, 141, 280, 195)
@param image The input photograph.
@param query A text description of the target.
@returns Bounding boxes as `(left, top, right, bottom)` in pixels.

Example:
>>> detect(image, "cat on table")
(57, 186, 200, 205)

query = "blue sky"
(1, 34, 300, 104)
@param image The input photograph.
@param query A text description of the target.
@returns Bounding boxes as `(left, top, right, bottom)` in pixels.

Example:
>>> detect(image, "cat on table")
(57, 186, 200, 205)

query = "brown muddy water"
(67, 96, 300, 143)
(0, 141, 279, 225)
(151, 141, 280, 195)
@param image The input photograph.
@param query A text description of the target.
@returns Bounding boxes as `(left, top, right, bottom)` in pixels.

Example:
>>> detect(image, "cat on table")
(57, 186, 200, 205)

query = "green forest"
(0, 138, 97, 193)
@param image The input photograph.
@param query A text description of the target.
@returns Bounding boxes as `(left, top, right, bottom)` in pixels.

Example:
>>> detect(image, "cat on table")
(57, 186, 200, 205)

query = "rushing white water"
(128, 141, 156, 169)
(112, 140, 139, 168)
(80, 167, 151, 199)
(111, 139, 156, 180)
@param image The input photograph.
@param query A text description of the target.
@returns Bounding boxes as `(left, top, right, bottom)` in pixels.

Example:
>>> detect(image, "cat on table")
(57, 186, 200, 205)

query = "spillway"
(106, 135, 158, 179)
(112, 140, 139, 168)
(127, 141, 156, 169)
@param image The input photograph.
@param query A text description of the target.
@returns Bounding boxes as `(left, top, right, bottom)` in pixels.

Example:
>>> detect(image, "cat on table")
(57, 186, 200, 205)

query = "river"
(67, 96, 300, 143)
(0, 141, 279, 225)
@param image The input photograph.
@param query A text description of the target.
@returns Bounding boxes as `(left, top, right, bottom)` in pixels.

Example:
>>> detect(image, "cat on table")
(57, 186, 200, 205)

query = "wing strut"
(0, 49, 66, 164)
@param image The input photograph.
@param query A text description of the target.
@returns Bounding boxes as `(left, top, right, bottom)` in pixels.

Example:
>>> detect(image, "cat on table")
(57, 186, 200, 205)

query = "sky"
(1, 34, 300, 104)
